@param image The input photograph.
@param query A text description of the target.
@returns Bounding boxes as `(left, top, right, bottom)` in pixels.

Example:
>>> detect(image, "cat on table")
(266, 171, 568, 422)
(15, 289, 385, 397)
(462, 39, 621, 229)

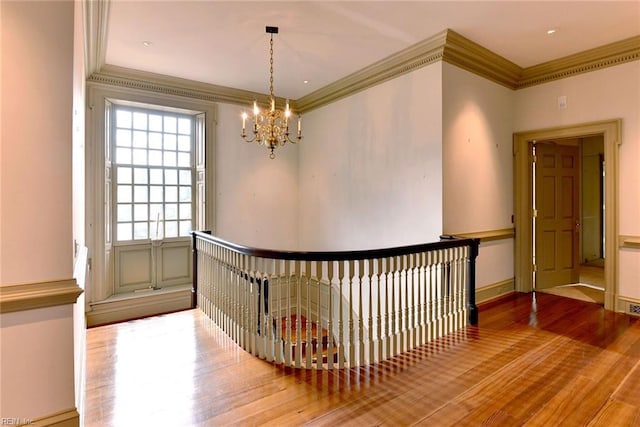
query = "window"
(112, 106, 194, 241)
(86, 82, 215, 323)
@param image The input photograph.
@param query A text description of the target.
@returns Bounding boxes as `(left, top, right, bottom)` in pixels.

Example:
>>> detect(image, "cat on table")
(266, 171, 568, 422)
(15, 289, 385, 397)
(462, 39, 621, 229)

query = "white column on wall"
(72, 0, 87, 421)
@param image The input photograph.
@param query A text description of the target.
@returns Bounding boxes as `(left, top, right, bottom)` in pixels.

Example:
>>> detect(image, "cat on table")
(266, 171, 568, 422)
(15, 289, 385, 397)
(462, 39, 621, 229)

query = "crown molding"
(84, 0, 110, 77)
(89, 65, 256, 105)
(0, 279, 83, 314)
(296, 29, 522, 113)
(86, 24, 639, 114)
(295, 30, 448, 113)
(442, 30, 521, 89)
(88, 64, 291, 109)
(518, 35, 640, 89)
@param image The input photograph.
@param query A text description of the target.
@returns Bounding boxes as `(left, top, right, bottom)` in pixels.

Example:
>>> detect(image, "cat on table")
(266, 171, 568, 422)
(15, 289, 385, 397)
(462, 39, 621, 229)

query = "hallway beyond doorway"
(538, 263, 605, 305)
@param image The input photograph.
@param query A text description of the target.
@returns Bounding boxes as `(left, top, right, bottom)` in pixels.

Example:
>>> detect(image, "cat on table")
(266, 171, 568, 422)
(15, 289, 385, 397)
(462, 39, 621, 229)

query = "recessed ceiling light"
(303, 80, 309, 84)
(546, 29, 557, 35)
(142, 41, 153, 47)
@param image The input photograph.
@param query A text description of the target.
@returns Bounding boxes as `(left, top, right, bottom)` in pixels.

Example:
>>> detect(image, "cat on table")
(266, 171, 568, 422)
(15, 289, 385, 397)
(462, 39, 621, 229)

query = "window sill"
(87, 284, 192, 327)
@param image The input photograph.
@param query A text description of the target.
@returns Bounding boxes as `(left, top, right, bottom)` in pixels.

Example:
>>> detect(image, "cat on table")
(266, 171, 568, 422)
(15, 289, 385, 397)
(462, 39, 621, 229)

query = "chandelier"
(241, 26, 302, 159)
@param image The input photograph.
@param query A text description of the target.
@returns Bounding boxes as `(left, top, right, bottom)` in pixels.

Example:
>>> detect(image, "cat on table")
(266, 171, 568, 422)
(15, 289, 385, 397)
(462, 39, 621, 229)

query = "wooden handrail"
(192, 230, 479, 262)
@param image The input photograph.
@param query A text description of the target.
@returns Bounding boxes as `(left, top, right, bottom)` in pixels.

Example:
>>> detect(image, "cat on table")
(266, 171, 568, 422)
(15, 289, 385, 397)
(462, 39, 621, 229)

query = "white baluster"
(284, 260, 292, 367)
(338, 261, 345, 369)
(347, 260, 355, 367)
(315, 260, 323, 370)
(326, 260, 335, 370)
(383, 257, 391, 360)
(294, 260, 302, 369)
(375, 258, 382, 363)
(367, 259, 374, 365)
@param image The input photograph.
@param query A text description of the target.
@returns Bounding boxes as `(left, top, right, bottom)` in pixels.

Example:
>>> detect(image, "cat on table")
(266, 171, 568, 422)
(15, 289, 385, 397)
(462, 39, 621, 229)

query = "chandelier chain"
(269, 35, 274, 99)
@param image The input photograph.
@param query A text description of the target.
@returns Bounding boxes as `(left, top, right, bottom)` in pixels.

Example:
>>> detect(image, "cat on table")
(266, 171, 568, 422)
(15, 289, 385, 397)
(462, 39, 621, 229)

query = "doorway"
(513, 120, 620, 311)
(532, 138, 605, 304)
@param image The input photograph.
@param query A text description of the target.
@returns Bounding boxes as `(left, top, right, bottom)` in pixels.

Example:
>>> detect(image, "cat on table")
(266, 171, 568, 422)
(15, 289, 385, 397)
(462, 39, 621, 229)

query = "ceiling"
(105, 1, 640, 100)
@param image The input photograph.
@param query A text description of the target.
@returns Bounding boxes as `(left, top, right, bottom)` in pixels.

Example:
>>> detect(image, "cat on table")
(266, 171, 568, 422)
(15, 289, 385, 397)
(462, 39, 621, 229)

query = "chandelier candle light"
(241, 26, 302, 159)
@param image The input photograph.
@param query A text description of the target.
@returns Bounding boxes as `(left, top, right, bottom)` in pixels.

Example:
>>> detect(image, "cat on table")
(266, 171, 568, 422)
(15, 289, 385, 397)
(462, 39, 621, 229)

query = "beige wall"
(514, 61, 640, 300)
(1, 0, 74, 285)
(1, 306, 76, 419)
(442, 63, 515, 234)
(214, 103, 299, 250)
(298, 63, 444, 251)
(442, 63, 515, 289)
(0, 0, 78, 422)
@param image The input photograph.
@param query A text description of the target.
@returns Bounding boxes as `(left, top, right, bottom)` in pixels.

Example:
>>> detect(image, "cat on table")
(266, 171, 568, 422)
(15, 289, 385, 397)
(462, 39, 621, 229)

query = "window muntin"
(113, 106, 194, 242)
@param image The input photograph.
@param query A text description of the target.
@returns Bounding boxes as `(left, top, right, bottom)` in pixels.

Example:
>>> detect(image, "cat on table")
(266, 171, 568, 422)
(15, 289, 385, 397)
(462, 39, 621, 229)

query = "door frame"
(513, 119, 621, 310)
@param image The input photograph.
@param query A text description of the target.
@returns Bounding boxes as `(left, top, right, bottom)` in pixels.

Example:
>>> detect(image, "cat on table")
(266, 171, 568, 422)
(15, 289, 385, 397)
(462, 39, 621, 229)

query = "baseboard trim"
(616, 295, 640, 317)
(0, 279, 83, 314)
(29, 407, 79, 427)
(476, 278, 515, 304)
(87, 285, 192, 326)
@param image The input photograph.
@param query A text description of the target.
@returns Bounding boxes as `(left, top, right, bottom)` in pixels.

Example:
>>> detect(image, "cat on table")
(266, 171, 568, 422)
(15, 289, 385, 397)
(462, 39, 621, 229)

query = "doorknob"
(575, 221, 580, 232)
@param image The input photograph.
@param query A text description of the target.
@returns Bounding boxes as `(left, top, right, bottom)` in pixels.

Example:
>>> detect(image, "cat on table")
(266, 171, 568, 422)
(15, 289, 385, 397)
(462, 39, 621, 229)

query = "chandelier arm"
(241, 134, 258, 143)
(284, 134, 303, 145)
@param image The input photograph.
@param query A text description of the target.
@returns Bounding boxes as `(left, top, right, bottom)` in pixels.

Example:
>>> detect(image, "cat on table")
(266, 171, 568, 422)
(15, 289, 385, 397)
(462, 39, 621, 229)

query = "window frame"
(86, 83, 216, 305)
(110, 104, 196, 244)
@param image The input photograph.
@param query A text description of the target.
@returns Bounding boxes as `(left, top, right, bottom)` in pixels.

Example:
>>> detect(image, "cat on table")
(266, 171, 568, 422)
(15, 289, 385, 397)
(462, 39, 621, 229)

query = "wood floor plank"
(84, 292, 640, 426)
(587, 400, 640, 427)
(612, 359, 640, 406)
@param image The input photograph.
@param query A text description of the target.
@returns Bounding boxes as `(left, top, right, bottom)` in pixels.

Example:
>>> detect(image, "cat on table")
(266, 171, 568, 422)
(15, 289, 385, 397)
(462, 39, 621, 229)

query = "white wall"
(0, 0, 78, 421)
(1, 0, 74, 285)
(0, 0, 4, 279)
(515, 61, 640, 300)
(0, 306, 76, 419)
(73, 0, 86, 267)
(442, 64, 516, 289)
(298, 63, 443, 251)
(214, 103, 299, 250)
(442, 63, 515, 233)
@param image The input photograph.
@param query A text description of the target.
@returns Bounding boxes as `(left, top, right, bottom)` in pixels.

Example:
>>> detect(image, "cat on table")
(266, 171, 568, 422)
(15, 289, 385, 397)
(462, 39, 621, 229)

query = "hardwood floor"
(579, 264, 605, 288)
(85, 292, 640, 426)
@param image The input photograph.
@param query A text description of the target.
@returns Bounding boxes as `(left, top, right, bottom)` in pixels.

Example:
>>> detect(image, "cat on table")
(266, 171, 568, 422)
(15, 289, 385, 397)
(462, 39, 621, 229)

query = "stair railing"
(192, 231, 479, 370)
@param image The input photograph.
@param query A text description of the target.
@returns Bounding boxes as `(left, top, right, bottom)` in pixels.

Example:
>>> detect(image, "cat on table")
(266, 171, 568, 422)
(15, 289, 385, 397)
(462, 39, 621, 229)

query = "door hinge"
(533, 209, 538, 218)
(533, 154, 537, 163)
(88, 257, 92, 271)
(533, 264, 538, 272)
